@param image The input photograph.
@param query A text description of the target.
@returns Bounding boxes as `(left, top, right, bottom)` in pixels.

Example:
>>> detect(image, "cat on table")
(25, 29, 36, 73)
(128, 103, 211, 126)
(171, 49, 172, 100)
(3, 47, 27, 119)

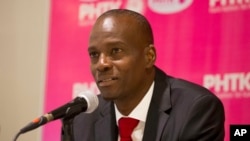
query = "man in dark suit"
(65, 9, 225, 141)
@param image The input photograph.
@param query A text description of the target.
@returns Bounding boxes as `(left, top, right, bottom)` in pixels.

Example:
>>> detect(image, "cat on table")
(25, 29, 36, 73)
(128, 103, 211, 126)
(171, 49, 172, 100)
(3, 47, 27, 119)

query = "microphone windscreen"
(78, 91, 99, 113)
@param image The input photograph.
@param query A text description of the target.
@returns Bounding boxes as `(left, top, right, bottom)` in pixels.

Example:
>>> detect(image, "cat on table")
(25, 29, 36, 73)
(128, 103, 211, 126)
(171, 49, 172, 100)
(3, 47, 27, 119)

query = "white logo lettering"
(209, 0, 250, 13)
(210, 0, 250, 7)
(148, 0, 193, 14)
(203, 72, 250, 99)
(234, 129, 247, 136)
(78, 1, 122, 26)
(203, 72, 250, 92)
(78, 0, 145, 26)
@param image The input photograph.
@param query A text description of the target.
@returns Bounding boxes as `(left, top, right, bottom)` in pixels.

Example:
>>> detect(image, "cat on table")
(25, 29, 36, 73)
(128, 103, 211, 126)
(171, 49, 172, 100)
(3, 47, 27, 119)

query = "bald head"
(92, 9, 154, 46)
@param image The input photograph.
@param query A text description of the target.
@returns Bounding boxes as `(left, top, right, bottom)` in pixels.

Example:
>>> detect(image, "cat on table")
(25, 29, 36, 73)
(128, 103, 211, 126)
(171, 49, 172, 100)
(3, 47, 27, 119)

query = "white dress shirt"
(115, 82, 155, 141)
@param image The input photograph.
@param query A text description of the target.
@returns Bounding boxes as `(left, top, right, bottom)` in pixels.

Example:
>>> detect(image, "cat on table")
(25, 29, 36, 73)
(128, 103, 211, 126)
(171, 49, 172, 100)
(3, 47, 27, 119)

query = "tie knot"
(118, 117, 139, 141)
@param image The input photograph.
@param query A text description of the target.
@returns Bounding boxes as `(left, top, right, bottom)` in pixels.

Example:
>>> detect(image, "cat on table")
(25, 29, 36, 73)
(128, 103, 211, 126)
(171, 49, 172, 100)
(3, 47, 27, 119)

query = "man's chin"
(100, 93, 117, 101)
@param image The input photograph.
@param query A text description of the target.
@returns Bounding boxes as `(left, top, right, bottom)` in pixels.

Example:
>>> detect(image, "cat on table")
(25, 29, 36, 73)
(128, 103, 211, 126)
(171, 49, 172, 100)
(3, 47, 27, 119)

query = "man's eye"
(112, 48, 122, 54)
(89, 52, 99, 58)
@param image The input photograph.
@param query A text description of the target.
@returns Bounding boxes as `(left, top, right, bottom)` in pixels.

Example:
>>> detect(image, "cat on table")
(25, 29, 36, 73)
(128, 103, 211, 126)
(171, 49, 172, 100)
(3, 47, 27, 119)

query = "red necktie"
(118, 117, 139, 141)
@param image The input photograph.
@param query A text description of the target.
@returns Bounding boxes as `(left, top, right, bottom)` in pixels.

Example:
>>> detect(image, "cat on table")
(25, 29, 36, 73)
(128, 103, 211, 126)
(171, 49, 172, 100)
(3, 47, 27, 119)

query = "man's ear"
(145, 44, 156, 68)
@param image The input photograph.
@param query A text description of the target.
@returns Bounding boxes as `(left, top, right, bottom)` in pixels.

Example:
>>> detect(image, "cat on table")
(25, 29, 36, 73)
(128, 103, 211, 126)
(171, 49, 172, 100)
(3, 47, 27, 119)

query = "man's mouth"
(97, 77, 118, 86)
(99, 78, 113, 82)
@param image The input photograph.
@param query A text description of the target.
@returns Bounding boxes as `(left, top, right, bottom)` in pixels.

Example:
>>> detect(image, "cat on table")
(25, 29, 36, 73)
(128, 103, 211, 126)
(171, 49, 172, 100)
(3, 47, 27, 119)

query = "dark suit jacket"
(67, 67, 225, 141)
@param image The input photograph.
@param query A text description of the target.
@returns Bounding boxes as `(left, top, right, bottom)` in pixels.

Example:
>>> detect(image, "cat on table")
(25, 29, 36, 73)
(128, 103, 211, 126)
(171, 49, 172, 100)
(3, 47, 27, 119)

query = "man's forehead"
(92, 16, 135, 35)
(95, 15, 136, 27)
(96, 17, 115, 32)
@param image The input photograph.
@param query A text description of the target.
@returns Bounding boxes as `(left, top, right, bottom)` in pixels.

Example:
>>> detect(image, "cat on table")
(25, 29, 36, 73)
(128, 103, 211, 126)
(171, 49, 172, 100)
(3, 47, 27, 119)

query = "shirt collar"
(115, 81, 155, 123)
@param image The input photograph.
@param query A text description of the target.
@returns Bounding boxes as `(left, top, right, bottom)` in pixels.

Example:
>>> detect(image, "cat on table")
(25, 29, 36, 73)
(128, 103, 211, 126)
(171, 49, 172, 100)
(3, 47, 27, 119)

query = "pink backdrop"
(43, 0, 250, 141)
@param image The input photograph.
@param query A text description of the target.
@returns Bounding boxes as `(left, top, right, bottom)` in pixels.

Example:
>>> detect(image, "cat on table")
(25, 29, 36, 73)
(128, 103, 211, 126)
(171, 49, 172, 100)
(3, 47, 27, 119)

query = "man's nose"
(96, 54, 112, 72)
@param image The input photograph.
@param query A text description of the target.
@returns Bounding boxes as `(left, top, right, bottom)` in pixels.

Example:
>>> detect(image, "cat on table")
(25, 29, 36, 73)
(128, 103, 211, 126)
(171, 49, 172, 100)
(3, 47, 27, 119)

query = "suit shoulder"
(169, 77, 214, 96)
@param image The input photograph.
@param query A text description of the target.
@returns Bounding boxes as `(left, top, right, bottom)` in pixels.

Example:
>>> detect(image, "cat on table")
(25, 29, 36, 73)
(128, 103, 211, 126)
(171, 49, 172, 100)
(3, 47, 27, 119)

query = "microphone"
(13, 91, 99, 140)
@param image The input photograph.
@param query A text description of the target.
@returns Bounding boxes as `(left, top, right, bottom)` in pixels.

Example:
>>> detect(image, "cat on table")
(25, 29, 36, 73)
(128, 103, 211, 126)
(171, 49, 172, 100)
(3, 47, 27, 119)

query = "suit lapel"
(95, 101, 118, 141)
(143, 67, 172, 141)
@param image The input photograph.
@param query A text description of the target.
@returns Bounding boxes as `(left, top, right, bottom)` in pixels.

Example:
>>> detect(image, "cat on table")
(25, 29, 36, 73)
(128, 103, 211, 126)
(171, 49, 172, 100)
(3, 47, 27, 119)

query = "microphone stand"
(61, 117, 75, 141)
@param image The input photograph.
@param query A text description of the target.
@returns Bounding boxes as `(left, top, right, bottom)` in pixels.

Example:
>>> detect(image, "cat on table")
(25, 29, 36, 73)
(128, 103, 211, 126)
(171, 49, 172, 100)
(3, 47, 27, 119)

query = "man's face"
(88, 16, 151, 102)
